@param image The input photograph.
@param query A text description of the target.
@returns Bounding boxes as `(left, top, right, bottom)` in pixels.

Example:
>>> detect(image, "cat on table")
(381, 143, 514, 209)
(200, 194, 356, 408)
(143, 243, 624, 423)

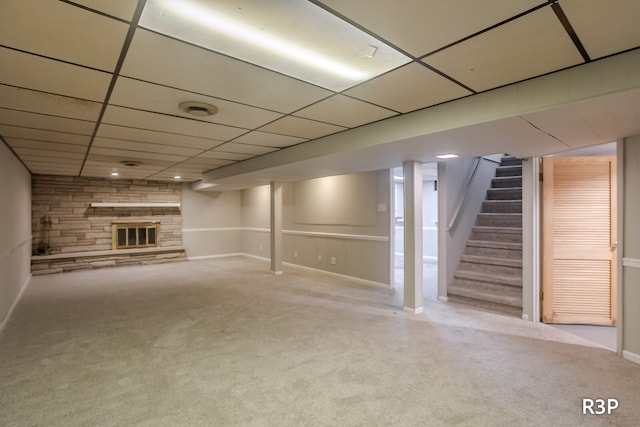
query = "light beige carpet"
(1, 256, 638, 426)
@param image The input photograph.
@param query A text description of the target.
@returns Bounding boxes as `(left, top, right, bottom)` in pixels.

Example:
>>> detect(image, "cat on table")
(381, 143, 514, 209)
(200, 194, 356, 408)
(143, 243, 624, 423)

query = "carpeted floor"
(1, 256, 638, 426)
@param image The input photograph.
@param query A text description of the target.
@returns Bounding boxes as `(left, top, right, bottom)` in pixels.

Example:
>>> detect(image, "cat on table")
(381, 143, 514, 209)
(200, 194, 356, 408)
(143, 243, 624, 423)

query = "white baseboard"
(404, 306, 424, 314)
(186, 254, 389, 288)
(622, 350, 640, 365)
(0, 273, 31, 335)
(187, 253, 244, 261)
(282, 261, 389, 288)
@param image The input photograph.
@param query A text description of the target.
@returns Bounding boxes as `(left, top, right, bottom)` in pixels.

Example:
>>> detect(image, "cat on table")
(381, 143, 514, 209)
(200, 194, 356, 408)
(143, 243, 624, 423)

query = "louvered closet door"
(542, 156, 617, 325)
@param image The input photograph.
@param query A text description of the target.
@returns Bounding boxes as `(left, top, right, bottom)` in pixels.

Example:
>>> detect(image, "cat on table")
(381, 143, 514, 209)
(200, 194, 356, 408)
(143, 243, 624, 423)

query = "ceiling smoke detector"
(121, 160, 142, 167)
(179, 101, 218, 117)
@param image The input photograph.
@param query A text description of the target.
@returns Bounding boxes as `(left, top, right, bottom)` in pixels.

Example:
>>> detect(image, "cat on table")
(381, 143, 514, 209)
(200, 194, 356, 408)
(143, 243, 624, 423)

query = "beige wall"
(622, 135, 640, 361)
(240, 185, 271, 259)
(0, 144, 31, 327)
(181, 186, 242, 259)
(282, 170, 391, 285)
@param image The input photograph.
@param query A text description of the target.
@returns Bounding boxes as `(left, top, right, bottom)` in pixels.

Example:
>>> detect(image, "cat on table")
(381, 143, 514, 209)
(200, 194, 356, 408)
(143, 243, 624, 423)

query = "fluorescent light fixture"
(160, 1, 364, 80)
(174, 175, 181, 180)
(141, 0, 410, 91)
(436, 154, 459, 159)
(111, 172, 119, 176)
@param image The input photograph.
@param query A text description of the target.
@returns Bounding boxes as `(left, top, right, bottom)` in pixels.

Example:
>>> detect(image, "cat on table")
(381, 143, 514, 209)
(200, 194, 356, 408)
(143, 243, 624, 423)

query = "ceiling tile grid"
(0, 0, 639, 183)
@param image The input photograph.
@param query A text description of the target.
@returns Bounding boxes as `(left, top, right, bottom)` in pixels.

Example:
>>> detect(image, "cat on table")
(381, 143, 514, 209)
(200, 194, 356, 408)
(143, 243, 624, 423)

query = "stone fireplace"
(31, 175, 186, 275)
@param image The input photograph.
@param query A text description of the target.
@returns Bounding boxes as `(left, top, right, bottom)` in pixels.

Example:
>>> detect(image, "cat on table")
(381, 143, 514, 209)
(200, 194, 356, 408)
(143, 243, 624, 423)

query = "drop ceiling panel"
(180, 156, 237, 170)
(0, 109, 95, 135)
(81, 160, 163, 179)
(101, 106, 246, 141)
(212, 142, 278, 156)
(92, 137, 204, 157)
(96, 124, 223, 150)
(120, 29, 333, 113)
(24, 162, 81, 176)
(293, 95, 398, 128)
(197, 151, 253, 161)
(0, 0, 129, 71)
(0, 48, 112, 102)
(88, 147, 188, 164)
(0, 85, 102, 122)
(233, 131, 307, 148)
(14, 147, 85, 161)
(146, 170, 201, 182)
(257, 116, 346, 139)
(560, 0, 640, 60)
(6, 139, 89, 154)
(19, 154, 83, 166)
(344, 63, 472, 113)
(424, 7, 584, 92)
(0, 126, 91, 145)
(109, 77, 284, 129)
(319, 0, 545, 57)
(71, 0, 139, 21)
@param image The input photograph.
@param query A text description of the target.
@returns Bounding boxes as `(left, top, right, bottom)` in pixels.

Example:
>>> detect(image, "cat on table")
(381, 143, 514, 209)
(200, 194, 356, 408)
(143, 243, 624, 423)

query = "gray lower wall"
(622, 135, 640, 360)
(0, 144, 31, 327)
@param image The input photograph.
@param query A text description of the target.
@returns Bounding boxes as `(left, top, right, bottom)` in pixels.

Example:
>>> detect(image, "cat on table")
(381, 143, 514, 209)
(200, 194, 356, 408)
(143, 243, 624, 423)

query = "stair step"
(491, 176, 522, 188)
(482, 200, 522, 213)
(448, 282, 522, 308)
(476, 213, 522, 227)
(465, 240, 522, 259)
(495, 165, 523, 177)
(500, 156, 522, 167)
(471, 226, 522, 243)
(454, 270, 522, 288)
(458, 260, 522, 277)
(460, 254, 522, 268)
(486, 187, 522, 200)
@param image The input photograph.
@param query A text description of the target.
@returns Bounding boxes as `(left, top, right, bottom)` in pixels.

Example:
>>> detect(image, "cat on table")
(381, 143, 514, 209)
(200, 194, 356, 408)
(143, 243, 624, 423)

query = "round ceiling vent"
(121, 160, 141, 167)
(179, 101, 218, 117)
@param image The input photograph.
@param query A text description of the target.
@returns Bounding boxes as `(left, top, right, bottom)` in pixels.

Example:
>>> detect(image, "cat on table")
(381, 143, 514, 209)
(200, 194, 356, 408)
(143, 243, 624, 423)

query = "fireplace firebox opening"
(112, 222, 160, 250)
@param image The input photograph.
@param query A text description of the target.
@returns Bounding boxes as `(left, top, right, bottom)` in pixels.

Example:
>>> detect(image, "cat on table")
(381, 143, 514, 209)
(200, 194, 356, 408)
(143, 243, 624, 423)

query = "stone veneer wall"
(31, 175, 185, 274)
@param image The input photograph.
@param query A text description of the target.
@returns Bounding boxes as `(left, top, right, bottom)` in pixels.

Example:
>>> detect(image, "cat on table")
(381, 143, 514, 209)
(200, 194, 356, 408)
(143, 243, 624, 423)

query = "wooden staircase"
(448, 156, 523, 316)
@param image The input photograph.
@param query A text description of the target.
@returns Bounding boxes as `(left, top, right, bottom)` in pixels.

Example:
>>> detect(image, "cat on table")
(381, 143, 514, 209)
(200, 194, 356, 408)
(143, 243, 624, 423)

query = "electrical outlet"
(293, 250, 298, 258)
(317, 254, 322, 262)
(259, 245, 263, 252)
(330, 257, 336, 265)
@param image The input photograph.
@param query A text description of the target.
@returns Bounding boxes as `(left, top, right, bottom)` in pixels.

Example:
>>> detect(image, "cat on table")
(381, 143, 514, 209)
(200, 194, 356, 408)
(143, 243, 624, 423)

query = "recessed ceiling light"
(436, 154, 459, 159)
(111, 172, 119, 176)
(174, 175, 181, 180)
(178, 101, 218, 117)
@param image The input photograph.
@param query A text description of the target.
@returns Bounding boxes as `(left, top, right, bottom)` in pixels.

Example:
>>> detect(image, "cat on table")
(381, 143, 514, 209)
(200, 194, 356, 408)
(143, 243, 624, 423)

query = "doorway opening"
(391, 163, 438, 302)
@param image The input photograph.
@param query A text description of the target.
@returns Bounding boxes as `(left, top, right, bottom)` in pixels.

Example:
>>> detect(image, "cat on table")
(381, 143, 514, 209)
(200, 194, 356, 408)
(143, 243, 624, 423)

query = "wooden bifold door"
(542, 156, 617, 325)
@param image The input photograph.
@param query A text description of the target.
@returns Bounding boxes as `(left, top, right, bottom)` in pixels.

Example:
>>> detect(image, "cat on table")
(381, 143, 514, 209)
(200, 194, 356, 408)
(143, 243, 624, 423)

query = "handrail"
(446, 156, 500, 232)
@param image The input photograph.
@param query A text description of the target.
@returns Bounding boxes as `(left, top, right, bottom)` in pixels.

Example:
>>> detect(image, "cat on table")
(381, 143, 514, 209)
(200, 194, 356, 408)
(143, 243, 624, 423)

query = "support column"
(270, 181, 283, 275)
(403, 161, 424, 313)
